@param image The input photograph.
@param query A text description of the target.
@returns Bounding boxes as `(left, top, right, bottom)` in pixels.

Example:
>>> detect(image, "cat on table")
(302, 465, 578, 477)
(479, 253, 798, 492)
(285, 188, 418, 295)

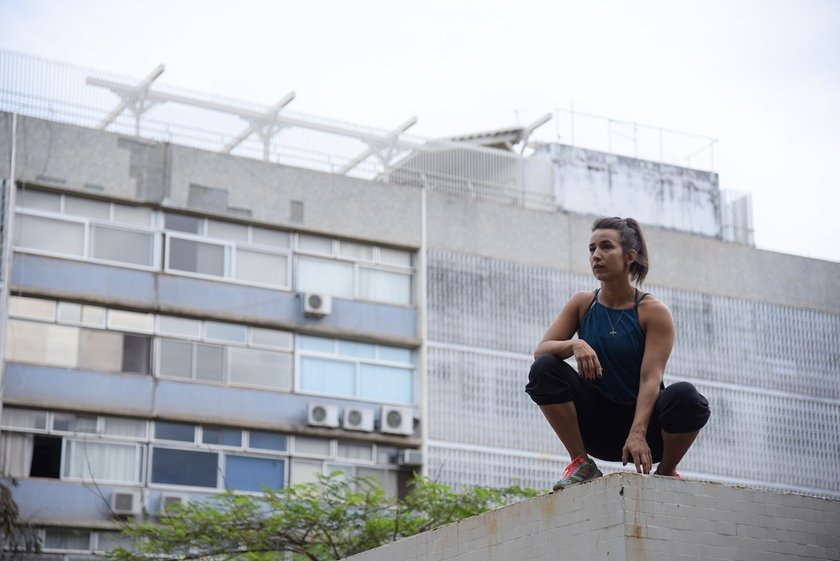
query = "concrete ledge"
(344, 473, 840, 561)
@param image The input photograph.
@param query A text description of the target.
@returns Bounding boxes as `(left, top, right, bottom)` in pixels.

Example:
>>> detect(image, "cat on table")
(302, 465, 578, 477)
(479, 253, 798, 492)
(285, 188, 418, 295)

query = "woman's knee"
(525, 354, 577, 405)
(658, 381, 711, 433)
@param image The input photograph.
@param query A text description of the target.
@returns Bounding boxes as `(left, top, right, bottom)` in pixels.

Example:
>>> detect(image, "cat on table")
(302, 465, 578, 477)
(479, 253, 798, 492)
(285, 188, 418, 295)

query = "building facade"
(1, 52, 839, 557)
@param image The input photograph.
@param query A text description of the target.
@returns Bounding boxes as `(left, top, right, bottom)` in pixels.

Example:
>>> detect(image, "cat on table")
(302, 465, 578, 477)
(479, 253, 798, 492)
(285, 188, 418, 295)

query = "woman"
(525, 217, 710, 490)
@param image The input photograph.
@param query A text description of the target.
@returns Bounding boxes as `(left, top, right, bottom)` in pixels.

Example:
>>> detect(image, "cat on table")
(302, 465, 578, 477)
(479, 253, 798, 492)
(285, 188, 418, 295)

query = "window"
(249, 431, 287, 452)
(122, 334, 152, 374)
(359, 268, 412, 305)
(29, 435, 61, 478)
(225, 455, 285, 492)
(14, 214, 85, 256)
(296, 256, 354, 298)
(290, 459, 323, 485)
(151, 447, 217, 488)
(43, 528, 91, 551)
(235, 248, 288, 286)
(168, 237, 227, 276)
(203, 427, 242, 447)
(91, 224, 154, 266)
(8, 296, 56, 320)
(298, 336, 416, 404)
(64, 440, 142, 483)
(155, 421, 195, 442)
(229, 347, 291, 389)
(0, 407, 47, 430)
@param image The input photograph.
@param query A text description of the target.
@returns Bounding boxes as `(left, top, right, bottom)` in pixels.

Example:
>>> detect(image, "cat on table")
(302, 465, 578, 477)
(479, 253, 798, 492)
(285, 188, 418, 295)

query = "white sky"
(2, 0, 838, 262)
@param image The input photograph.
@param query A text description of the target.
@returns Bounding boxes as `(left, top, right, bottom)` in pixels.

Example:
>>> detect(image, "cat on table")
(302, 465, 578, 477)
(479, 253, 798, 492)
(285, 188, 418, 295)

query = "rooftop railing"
(0, 49, 555, 209)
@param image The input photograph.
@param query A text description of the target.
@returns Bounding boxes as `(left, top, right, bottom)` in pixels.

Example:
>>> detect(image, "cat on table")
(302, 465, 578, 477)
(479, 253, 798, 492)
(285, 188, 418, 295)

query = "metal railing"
(553, 107, 717, 173)
(0, 49, 554, 209)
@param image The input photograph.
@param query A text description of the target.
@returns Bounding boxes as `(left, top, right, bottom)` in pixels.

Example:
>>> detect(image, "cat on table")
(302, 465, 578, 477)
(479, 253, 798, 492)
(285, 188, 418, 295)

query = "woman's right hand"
(573, 340, 602, 379)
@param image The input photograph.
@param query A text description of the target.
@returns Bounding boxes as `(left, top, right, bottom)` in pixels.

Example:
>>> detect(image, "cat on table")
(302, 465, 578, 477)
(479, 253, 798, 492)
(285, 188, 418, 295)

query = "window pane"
(44, 528, 91, 551)
(225, 455, 285, 492)
(359, 268, 412, 305)
(164, 212, 202, 234)
(78, 329, 123, 372)
(16, 189, 60, 211)
(8, 296, 55, 320)
(298, 335, 334, 353)
(14, 214, 85, 256)
(151, 447, 217, 487)
(169, 237, 226, 276)
(203, 426, 242, 447)
(66, 440, 138, 483)
(294, 437, 331, 456)
(298, 234, 333, 254)
(159, 339, 193, 378)
(339, 241, 373, 261)
(102, 417, 147, 438)
(96, 531, 133, 552)
(337, 442, 373, 461)
(290, 459, 323, 485)
(57, 302, 82, 323)
(5, 320, 79, 368)
(358, 467, 398, 497)
(113, 204, 152, 227)
(158, 316, 200, 337)
(207, 220, 248, 242)
(229, 347, 291, 389)
(195, 344, 225, 382)
(108, 309, 154, 332)
(249, 431, 287, 452)
(155, 421, 195, 442)
(205, 321, 247, 343)
(359, 364, 413, 404)
(0, 407, 47, 430)
(64, 197, 110, 220)
(252, 227, 290, 248)
(81, 305, 106, 327)
(337, 340, 375, 359)
(297, 257, 354, 298)
(379, 247, 412, 267)
(122, 334, 151, 374)
(251, 328, 292, 349)
(299, 357, 354, 396)
(91, 225, 154, 266)
(378, 346, 413, 365)
(236, 249, 288, 286)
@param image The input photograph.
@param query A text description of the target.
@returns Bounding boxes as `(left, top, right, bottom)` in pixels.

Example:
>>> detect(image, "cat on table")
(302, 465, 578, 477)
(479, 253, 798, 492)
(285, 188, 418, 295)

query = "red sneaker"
(552, 456, 603, 491)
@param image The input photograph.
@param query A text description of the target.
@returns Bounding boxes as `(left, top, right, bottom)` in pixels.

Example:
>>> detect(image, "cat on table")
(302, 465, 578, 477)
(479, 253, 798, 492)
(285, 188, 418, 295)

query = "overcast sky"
(2, 0, 838, 262)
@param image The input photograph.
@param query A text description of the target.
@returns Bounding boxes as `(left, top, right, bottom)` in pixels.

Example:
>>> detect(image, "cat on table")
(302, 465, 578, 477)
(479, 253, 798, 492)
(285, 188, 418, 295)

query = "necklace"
(603, 306, 626, 336)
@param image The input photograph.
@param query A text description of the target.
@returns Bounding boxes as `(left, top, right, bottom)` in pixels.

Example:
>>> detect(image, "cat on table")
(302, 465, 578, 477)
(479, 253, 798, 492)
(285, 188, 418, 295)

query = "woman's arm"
(622, 297, 675, 473)
(534, 291, 603, 380)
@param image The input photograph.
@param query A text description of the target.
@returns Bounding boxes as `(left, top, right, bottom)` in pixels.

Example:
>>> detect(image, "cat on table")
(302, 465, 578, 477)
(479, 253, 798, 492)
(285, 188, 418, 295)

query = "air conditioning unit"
(397, 449, 423, 467)
(303, 293, 332, 317)
(159, 493, 188, 516)
(307, 403, 340, 428)
(110, 490, 141, 516)
(380, 406, 414, 436)
(342, 407, 375, 432)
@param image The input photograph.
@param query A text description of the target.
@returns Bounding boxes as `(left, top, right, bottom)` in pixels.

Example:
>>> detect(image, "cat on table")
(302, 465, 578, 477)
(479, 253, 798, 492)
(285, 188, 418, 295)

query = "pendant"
(610, 329, 617, 336)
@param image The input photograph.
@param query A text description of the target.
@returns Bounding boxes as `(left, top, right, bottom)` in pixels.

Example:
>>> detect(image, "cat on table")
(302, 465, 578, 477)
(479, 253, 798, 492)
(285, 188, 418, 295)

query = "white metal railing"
(0, 49, 555, 209)
(553, 107, 717, 172)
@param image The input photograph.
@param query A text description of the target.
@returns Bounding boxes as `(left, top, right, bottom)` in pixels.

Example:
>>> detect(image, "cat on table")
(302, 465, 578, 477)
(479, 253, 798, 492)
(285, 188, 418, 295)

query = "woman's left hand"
(622, 431, 652, 474)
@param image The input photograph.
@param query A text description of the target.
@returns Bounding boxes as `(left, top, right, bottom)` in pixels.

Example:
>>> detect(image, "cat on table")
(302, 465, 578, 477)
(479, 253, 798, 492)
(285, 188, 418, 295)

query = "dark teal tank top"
(578, 288, 663, 402)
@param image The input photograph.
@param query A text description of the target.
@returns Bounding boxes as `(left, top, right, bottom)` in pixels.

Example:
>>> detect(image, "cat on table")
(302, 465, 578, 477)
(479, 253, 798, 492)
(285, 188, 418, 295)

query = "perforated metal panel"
(426, 250, 840, 497)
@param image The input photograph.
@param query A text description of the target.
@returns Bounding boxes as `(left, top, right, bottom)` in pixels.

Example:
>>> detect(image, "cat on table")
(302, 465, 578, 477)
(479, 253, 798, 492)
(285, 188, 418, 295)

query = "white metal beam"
(221, 92, 296, 154)
(337, 116, 418, 175)
(88, 65, 165, 131)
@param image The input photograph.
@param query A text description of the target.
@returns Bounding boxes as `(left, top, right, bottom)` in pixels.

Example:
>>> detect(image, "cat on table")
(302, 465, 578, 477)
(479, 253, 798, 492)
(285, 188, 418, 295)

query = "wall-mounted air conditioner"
(307, 403, 340, 428)
(160, 493, 188, 516)
(397, 449, 423, 467)
(380, 406, 414, 436)
(343, 407, 375, 432)
(303, 293, 332, 317)
(110, 490, 141, 516)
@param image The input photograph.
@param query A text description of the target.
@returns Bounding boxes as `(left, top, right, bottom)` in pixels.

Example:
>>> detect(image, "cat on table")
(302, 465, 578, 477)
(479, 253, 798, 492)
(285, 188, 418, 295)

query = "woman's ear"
(626, 249, 638, 264)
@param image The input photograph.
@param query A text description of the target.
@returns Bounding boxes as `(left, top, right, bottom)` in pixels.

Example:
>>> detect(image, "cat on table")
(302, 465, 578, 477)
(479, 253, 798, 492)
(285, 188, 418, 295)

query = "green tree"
(0, 478, 41, 560)
(107, 473, 537, 561)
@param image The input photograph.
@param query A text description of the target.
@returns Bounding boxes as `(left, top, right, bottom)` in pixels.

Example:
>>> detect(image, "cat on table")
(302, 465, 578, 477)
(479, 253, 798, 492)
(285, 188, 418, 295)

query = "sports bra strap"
(634, 290, 650, 311)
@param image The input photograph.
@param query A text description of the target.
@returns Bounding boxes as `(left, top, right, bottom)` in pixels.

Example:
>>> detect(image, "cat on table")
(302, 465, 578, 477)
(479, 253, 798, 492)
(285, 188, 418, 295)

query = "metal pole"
(0, 113, 18, 396)
(418, 175, 429, 478)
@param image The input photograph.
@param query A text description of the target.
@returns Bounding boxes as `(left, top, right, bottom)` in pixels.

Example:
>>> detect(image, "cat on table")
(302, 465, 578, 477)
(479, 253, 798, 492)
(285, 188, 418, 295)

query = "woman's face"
(589, 228, 634, 280)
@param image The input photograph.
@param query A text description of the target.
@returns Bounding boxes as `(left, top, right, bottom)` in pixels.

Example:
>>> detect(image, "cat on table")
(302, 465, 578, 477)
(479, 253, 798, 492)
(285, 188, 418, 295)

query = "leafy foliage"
(107, 473, 537, 561)
(0, 478, 41, 560)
